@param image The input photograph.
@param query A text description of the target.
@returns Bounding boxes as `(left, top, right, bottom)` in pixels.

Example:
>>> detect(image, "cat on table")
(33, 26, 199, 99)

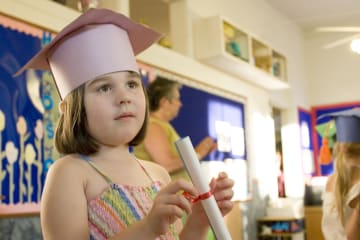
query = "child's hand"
(189, 172, 234, 226)
(210, 172, 234, 216)
(144, 179, 197, 237)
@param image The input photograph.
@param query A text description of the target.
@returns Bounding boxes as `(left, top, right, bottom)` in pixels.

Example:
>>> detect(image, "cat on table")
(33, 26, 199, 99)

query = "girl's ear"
(59, 101, 66, 114)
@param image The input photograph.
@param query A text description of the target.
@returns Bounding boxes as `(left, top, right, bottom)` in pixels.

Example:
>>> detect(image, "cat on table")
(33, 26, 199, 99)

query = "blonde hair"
(333, 142, 360, 226)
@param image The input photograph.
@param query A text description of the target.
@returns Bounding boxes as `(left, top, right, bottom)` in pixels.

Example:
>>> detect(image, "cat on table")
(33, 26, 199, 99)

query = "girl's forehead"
(88, 71, 141, 84)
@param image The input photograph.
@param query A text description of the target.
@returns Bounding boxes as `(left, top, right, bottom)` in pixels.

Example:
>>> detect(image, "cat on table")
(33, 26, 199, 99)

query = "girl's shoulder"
(52, 154, 88, 169)
(138, 159, 171, 184)
(47, 154, 90, 182)
(325, 174, 336, 192)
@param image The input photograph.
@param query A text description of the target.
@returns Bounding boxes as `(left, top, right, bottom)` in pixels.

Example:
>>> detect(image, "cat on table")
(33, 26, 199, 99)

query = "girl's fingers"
(213, 188, 234, 201)
(160, 179, 198, 197)
(162, 193, 193, 215)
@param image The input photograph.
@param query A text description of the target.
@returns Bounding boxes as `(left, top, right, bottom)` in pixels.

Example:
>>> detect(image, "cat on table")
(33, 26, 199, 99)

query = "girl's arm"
(41, 158, 90, 239)
(345, 195, 360, 240)
(179, 172, 234, 240)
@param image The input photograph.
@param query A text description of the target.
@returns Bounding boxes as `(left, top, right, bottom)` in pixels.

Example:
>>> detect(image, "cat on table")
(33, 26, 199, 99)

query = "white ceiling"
(264, 0, 360, 30)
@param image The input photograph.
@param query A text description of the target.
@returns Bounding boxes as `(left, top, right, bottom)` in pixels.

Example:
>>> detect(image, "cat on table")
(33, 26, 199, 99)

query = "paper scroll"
(175, 136, 232, 240)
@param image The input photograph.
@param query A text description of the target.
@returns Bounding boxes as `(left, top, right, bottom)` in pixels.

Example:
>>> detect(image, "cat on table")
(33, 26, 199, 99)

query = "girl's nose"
(116, 89, 131, 105)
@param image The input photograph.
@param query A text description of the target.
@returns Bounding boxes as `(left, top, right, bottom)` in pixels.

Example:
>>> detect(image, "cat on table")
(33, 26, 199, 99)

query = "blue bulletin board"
(171, 85, 246, 161)
(0, 15, 60, 206)
(139, 66, 247, 162)
(139, 66, 249, 200)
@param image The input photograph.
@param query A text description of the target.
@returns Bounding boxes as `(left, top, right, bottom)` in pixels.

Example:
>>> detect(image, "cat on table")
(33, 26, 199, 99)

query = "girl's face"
(84, 71, 146, 147)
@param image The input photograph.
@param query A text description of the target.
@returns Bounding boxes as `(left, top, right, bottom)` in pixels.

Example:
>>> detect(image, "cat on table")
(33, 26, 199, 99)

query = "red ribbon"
(183, 190, 213, 203)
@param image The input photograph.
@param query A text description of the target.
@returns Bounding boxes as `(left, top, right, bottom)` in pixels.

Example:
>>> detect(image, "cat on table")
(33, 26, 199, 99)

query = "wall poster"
(312, 101, 360, 176)
(0, 14, 60, 215)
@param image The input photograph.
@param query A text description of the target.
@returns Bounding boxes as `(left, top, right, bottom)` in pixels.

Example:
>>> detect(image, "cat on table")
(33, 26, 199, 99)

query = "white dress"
(322, 181, 360, 240)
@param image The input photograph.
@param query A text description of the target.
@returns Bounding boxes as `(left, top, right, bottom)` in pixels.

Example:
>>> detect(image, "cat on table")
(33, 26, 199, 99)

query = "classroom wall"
(305, 30, 360, 106)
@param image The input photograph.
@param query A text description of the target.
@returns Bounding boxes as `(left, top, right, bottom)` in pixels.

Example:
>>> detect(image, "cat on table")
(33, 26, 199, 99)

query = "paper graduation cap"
(317, 108, 360, 164)
(14, 8, 162, 99)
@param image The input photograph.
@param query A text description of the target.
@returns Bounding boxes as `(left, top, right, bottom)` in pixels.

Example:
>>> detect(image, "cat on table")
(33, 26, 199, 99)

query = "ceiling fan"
(315, 26, 360, 53)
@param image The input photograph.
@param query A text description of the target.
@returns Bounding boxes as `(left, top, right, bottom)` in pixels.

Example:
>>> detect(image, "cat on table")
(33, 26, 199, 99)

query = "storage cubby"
(129, 0, 171, 48)
(271, 50, 287, 82)
(129, 0, 190, 54)
(252, 38, 272, 73)
(222, 19, 250, 62)
(194, 15, 289, 90)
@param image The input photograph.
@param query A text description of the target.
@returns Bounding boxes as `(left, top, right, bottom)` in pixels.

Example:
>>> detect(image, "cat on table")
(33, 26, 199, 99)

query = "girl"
(16, 8, 234, 240)
(321, 108, 360, 240)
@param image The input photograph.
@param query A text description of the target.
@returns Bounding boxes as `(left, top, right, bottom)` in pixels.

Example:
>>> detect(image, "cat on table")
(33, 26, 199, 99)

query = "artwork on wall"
(0, 14, 60, 210)
(312, 101, 360, 176)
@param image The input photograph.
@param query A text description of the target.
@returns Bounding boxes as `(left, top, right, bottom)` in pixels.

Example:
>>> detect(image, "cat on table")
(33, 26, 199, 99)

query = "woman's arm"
(144, 122, 183, 172)
(144, 122, 217, 173)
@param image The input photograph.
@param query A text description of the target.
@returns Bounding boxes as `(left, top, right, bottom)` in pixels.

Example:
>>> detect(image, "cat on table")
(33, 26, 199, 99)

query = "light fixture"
(350, 39, 360, 54)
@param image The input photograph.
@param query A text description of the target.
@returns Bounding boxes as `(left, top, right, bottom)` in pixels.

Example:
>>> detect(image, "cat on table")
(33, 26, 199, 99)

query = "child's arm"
(40, 157, 91, 240)
(179, 172, 234, 240)
(345, 194, 360, 240)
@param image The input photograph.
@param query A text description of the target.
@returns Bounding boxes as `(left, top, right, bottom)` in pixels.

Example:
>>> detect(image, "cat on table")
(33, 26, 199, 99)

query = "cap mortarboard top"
(15, 8, 162, 99)
(318, 108, 360, 143)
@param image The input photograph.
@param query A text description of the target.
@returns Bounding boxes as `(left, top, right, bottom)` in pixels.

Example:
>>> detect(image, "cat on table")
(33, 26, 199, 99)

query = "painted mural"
(0, 15, 60, 205)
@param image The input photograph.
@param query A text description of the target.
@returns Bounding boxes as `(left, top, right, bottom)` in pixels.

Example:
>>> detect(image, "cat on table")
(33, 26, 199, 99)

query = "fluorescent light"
(350, 39, 360, 54)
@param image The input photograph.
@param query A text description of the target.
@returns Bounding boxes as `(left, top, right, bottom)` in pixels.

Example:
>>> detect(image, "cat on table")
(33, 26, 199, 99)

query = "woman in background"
(134, 77, 217, 181)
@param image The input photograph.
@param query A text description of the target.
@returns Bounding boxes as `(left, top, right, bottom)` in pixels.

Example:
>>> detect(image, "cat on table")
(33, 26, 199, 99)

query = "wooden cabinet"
(194, 16, 288, 90)
(257, 217, 305, 240)
(224, 201, 243, 240)
(304, 206, 325, 240)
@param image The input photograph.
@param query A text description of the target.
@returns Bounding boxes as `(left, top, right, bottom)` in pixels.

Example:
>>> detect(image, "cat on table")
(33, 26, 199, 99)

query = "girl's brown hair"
(54, 83, 148, 155)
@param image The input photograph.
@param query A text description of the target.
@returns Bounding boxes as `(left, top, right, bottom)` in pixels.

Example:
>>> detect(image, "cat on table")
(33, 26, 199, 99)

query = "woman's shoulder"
(138, 159, 171, 184)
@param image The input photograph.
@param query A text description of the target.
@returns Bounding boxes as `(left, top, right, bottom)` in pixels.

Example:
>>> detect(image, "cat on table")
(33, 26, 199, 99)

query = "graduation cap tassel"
(318, 120, 333, 165)
(319, 137, 332, 165)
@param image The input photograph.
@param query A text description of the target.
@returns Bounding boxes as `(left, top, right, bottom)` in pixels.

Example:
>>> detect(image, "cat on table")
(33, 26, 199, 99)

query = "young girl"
(321, 108, 360, 240)
(16, 8, 234, 240)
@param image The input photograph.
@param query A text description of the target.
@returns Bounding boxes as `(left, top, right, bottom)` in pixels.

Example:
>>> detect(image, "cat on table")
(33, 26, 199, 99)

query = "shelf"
(257, 217, 305, 240)
(194, 16, 289, 90)
(259, 230, 304, 237)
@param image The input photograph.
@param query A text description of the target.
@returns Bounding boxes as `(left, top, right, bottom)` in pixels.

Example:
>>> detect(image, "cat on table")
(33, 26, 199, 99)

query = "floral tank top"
(82, 156, 178, 240)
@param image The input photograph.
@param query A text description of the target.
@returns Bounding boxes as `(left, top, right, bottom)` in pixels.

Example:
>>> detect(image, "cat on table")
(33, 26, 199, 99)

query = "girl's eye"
(127, 80, 140, 89)
(98, 84, 112, 93)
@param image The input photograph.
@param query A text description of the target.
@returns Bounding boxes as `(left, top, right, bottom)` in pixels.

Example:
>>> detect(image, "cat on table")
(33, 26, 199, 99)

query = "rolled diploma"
(175, 136, 232, 240)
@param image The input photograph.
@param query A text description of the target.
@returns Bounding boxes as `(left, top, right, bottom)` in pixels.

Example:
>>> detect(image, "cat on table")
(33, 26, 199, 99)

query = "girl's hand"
(144, 179, 197, 237)
(209, 172, 234, 216)
(190, 172, 234, 225)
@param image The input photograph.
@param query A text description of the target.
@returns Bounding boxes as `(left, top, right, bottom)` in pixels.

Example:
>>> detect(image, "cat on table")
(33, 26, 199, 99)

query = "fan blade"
(323, 33, 360, 49)
(316, 27, 360, 33)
